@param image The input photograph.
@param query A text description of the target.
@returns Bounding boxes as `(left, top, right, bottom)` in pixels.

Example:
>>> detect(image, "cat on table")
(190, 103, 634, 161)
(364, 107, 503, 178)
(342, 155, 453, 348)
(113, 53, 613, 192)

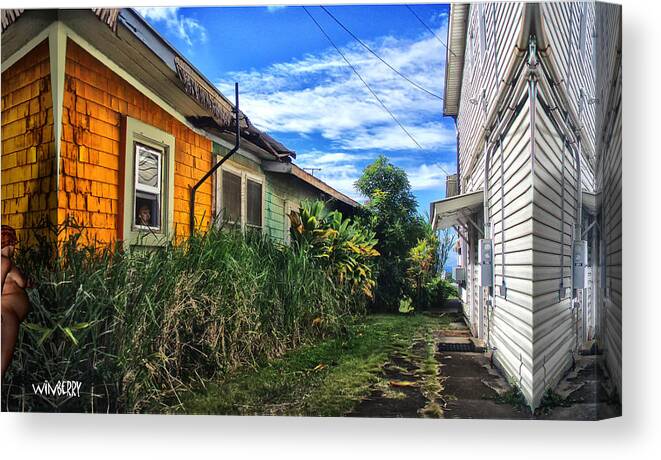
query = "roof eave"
(443, 3, 469, 117)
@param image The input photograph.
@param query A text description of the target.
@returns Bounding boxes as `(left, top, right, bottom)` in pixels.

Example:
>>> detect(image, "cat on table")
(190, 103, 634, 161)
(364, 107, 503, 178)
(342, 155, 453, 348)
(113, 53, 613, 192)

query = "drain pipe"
(575, 89, 584, 241)
(189, 82, 241, 235)
(480, 88, 491, 240)
(454, 116, 460, 195)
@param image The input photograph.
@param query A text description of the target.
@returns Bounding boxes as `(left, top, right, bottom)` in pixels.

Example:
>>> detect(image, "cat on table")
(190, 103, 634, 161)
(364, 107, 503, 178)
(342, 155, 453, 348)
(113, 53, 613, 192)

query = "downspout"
(527, 36, 538, 180)
(454, 116, 461, 195)
(189, 82, 241, 235)
(559, 137, 567, 299)
(481, 90, 490, 239)
(575, 89, 584, 240)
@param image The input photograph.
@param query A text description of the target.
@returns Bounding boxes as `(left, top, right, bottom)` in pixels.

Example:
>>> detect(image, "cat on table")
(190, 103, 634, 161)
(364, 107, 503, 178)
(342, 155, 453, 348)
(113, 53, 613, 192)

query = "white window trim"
(135, 144, 163, 196)
(216, 164, 265, 233)
(133, 144, 163, 232)
(244, 172, 265, 231)
(123, 117, 175, 247)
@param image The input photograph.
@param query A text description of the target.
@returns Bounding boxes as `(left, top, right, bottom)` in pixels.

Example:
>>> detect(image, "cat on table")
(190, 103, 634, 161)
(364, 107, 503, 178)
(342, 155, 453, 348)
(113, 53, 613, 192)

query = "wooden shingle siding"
(61, 40, 213, 244)
(594, 3, 622, 398)
(1, 39, 55, 244)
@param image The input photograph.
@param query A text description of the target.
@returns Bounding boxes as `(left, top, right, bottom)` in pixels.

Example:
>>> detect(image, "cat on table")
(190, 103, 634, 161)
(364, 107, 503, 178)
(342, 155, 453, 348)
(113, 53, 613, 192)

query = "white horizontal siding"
(458, 2, 524, 194)
(453, 1, 618, 411)
(488, 90, 535, 404)
(594, 1, 622, 399)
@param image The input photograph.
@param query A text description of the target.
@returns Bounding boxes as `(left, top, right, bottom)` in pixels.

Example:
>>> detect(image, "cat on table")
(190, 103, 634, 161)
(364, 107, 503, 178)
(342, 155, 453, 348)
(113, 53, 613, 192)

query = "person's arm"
(10, 266, 29, 290)
(1, 256, 11, 293)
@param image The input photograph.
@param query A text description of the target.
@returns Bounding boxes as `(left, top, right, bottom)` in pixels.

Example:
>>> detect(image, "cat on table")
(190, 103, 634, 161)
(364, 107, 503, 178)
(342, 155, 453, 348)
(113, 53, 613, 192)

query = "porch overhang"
(582, 190, 599, 215)
(430, 190, 484, 231)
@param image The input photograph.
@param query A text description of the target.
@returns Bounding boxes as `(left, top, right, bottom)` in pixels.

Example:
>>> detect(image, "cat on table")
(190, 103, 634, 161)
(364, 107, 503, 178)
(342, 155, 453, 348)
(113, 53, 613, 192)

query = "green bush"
(289, 200, 379, 299)
(414, 276, 458, 310)
(2, 220, 366, 413)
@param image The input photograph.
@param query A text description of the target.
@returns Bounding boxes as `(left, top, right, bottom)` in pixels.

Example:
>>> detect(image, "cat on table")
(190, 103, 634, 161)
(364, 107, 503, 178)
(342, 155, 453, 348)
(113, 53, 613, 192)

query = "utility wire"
(319, 5, 444, 101)
(406, 5, 456, 58)
(302, 5, 423, 150)
(303, 6, 456, 181)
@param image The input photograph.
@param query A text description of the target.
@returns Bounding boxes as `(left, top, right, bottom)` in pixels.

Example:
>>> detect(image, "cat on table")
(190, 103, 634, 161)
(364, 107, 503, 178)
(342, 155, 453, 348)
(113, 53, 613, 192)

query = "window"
(215, 160, 264, 233)
(122, 117, 175, 247)
(221, 170, 242, 224)
(246, 179, 263, 229)
(134, 144, 163, 231)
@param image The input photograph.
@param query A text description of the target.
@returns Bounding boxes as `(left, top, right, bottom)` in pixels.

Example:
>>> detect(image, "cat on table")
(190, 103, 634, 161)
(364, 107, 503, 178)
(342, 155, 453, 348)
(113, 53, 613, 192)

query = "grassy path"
(178, 313, 456, 416)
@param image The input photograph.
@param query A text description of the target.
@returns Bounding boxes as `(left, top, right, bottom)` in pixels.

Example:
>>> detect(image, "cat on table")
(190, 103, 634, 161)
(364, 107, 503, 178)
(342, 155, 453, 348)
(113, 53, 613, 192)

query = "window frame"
(133, 143, 163, 232)
(245, 174, 264, 231)
(122, 117, 175, 247)
(219, 166, 243, 226)
(215, 162, 265, 233)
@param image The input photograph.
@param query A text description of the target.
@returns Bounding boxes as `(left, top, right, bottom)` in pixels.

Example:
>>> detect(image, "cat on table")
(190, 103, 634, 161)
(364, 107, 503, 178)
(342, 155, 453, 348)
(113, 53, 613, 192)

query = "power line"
(302, 6, 456, 181)
(319, 5, 444, 101)
(405, 5, 456, 58)
(302, 6, 423, 150)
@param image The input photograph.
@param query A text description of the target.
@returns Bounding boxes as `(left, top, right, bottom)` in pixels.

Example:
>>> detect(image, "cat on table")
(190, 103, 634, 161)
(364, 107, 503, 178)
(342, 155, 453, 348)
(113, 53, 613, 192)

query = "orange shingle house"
(1, 9, 357, 248)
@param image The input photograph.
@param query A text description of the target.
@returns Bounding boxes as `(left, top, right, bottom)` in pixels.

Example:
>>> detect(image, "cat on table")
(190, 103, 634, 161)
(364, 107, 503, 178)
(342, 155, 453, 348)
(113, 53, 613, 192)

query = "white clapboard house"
(431, 2, 621, 409)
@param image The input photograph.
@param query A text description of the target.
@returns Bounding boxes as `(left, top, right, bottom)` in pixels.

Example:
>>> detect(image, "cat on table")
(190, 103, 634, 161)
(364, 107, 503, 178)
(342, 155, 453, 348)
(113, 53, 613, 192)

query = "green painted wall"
(264, 172, 331, 245)
(265, 185, 286, 243)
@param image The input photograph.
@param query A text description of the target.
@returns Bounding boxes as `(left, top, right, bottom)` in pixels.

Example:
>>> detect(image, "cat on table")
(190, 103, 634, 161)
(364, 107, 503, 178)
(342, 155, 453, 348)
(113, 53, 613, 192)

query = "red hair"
(1, 225, 18, 248)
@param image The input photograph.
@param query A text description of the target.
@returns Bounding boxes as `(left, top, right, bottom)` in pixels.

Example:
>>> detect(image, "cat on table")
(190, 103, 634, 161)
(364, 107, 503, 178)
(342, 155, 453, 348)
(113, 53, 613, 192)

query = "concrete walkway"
(348, 309, 621, 420)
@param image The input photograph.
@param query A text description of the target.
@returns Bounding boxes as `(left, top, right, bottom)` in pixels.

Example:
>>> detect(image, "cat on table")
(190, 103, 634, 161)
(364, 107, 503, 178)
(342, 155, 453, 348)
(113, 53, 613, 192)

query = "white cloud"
(294, 150, 373, 200)
(406, 162, 456, 191)
(216, 24, 449, 152)
(336, 121, 455, 151)
(293, 149, 456, 198)
(136, 7, 207, 47)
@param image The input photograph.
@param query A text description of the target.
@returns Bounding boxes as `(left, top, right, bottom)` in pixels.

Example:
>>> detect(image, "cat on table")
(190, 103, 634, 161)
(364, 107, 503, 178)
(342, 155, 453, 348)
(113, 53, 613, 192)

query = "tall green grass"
(2, 222, 366, 413)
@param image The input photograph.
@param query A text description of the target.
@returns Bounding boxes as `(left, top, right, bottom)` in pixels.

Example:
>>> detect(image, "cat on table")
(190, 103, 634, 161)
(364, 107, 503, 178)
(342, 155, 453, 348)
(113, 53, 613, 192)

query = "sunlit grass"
(181, 313, 455, 416)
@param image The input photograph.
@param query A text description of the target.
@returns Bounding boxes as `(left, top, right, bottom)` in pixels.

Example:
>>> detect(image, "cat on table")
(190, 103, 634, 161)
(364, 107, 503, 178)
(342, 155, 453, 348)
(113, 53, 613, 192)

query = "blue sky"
(136, 4, 455, 214)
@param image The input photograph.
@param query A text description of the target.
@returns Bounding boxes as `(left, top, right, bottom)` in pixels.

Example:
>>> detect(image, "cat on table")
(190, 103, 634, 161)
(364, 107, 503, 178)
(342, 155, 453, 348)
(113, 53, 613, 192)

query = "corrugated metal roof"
(443, 4, 469, 117)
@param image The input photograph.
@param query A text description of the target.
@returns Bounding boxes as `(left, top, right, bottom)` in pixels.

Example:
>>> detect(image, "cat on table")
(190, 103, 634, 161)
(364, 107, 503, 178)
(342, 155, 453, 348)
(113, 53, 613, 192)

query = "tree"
(355, 156, 426, 311)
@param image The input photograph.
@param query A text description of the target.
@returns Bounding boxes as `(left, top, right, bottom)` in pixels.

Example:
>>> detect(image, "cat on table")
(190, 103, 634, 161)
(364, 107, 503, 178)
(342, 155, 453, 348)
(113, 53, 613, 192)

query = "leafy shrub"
(2, 220, 366, 413)
(398, 297, 414, 314)
(289, 200, 379, 299)
(406, 236, 439, 307)
(419, 276, 458, 310)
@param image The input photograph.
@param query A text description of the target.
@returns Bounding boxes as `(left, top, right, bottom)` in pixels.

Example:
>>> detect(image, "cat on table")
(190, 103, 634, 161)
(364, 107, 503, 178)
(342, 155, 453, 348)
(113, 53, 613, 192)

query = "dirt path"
(347, 347, 429, 418)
